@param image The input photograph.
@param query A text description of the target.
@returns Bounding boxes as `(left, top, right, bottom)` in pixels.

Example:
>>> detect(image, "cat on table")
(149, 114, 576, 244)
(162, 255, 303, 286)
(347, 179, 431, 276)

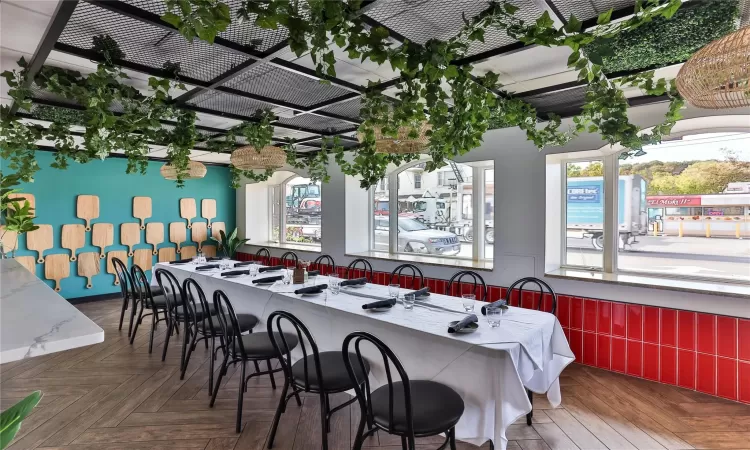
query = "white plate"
(367, 306, 393, 312)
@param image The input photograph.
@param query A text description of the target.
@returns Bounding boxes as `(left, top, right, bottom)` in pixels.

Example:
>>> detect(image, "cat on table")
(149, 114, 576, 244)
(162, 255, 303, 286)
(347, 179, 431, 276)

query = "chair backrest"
(183, 278, 215, 336)
(446, 270, 487, 301)
(267, 311, 323, 392)
(342, 331, 414, 446)
(389, 264, 423, 290)
(255, 247, 271, 264)
(505, 277, 557, 314)
(212, 290, 245, 358)
(346, 258, 373, 281)
(312, 254, 336, 275)
(130, 263, 155, 308)
(112, 257, 134, 301)
(154, 268, 188, 321)
(280, 251, 298, 267)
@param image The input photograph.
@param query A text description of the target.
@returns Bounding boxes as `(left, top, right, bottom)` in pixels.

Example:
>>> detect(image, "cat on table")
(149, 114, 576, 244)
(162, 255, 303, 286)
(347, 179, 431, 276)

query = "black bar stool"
(346, 258, 373, 281)
(446, 270, 487, 301)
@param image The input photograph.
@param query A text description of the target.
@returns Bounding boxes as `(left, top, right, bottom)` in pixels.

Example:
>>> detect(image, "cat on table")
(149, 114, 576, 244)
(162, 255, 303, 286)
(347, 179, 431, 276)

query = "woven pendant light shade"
(160, 160, 207, 180)
(676, 26, 750, 109)
(358, 122, 432, 154)
(230, 145, 286, 170)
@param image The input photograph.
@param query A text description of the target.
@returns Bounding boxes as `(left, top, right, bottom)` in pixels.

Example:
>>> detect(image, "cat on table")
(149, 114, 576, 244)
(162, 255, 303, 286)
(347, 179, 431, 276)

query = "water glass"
(219, 260, 230, 271)
(282, 270, 291, 285)
(329, 277, 341, 295)
(403, 293, 415, 310)
(308, 275, 318, 286)
(388, 284, 400, 300)
(461, 294, 475, 313)
(486, 307, 502, 328)
(249, 265, 258, 278)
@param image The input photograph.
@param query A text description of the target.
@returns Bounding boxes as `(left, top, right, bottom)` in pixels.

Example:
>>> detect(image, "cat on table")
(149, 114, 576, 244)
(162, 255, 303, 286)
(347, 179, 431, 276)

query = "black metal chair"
(389, 264, 424, 290)
(346, 258, 373, 281)
(266, 311, 370, 450)
(280, 251, 298, 267)
(130, 264, 169, 351)
(505, 277, 557, 427)
(255, 247, 271, 264)
(112, 256, 135, 336)
(312, 254, 336, 276)
(343, 331, 464, 450)
(446, 270, 487, 301)
(210, 290, 300, 433)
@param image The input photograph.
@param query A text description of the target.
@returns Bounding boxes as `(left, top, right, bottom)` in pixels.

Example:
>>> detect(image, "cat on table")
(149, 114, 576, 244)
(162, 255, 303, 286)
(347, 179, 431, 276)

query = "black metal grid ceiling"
(318, 97, 362, 120)
(551, 0, 635, 23)
(188, 90, 295, 122)
(275, 114, 355, 134)
(58, 2, 251, 82)
(120, 0, 290, 52)
(522, 86, 588, 116)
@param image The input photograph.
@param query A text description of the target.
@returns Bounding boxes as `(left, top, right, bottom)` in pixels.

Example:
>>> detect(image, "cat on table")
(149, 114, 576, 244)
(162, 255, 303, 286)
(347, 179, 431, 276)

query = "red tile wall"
(238, 252, 750, 405)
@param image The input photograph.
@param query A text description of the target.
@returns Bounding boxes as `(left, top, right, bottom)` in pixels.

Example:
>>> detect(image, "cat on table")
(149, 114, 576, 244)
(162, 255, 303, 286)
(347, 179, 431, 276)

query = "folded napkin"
(259, 265, 284, 273)
(340, 277, 367, 287)
(170, 258, 193, 264)
(206, 257, 222, 261)
(196, 264, 220, 271)
(448, 314, 478, 333)
(222, 269, 249, 277)
(361, 299, 396, 310)
(295, 284, 328, 294)
(307, 270, 320, 277)
(234, 261, 253, 267)
(252, 275, 283, 284)
(411, 287, 430, 298)
(481, 300, 508, 315)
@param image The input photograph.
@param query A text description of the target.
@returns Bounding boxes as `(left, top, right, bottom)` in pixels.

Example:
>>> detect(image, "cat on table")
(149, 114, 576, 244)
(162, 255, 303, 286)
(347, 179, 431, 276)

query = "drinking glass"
(219, 260, 230, 271)
(461, 294, 475, 313)
(486, 307, 502, 328)
(197, 252, 205, 263)
(403, 293, 415, 310)
(388, 284, 400, 300)
(329, 277, 341, 295)
(282, 270, 291, 285)
(308, 275, 318, 286)
(249, 265, 258, 278)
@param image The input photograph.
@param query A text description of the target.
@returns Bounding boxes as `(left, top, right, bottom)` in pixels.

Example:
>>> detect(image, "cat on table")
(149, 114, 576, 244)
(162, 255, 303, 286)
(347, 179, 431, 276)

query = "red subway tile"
(500, 287, 508, 299)
(521, 291, 536, 309)
(627, 340, 643, 377)
(570, 297, 583, 330)
(696, 353, 716, 396)
(661, 309, 677, 347)
(597, 335, 611, 370)
(661, 346, 677, 385)
(509, 289, 520, 306)
(643, 306, 660, 344)
(627, 305, 643, 341)
(435, 279, 447, 296)
(597, 301, 611, 335)
(717, 357, 738, 401)
(678, 311, 696, 351)
(717, 316, 737, 359)
(644, 343, 659, 381)
(563, 327, 570, 342)
(611, 338, 627, 373)
(542, 293, 554, 313)
(739, 361, 750, 404)
(612, 303, 627, 338)
(583, 332, 597, 366)
(678, 349, 696, 390)
(696, 313, 716, 355)
(739, 319, 750, 362)
(569, 329, 583, 362)
(583, 299, 597, 332)
(556, 296, 570, 328)
(488, 286, 501, 302)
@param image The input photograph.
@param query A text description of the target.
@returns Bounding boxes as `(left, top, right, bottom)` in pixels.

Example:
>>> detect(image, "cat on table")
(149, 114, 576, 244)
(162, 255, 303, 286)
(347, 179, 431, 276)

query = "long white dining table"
(153, 261, 574, 450)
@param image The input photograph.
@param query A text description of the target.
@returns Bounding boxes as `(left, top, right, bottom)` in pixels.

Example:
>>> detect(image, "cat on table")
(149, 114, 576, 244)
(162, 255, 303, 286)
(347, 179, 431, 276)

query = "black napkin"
(252, 275, 283, 284)
(195, 264, 220, 271)
(411, 287, 430, 298)
(259, 265, 284, 273)
(206, 257, 222, 261)
(222, 270, 249, 277)
(295, 284, 328, 294)
(170, 258, 193, 264)
(448, 314, 478, 333)
(234, 261, 253, 267)
(361, 299, 397, 310)
(481, 300, 508, 315)
(307, 270, 320, 277)
(340, 277, 367, 287)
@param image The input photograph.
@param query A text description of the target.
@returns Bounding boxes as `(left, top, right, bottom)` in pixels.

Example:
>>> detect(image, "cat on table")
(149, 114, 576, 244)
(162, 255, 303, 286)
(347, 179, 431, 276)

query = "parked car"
(374, 217, 461, 255)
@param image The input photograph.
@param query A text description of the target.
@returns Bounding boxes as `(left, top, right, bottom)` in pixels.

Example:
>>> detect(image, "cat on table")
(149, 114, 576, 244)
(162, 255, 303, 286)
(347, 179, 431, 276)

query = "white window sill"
(545, 268, 750, 299)
(247, 242, 321, 254)
(346, 251, 494, 271)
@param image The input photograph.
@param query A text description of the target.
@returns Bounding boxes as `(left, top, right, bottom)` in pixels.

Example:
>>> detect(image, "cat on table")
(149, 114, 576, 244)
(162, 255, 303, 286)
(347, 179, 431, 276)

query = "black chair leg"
(208, 337, 216, 395)
(210, 352, 230, 407)
(266, 359, 277, 389)
(127, 300, 139, 338)
(324, 393, 331, 433)
(489, 439, 495, 450)
(130, 303, 145, 344)
(236, 361, 246, 433)
(267, 379, 290, 448)
(400, 436, 407, 450)
(319, 393, 329, 450)
(161, 322, 173, 362)
(148, 309, 157, 354)
(181, 328, 198, 380)
(448, 428, 456, 450)
(352, 409, 366, 450)
(118, 295, 128, 331)
(526, 389, 533, 426)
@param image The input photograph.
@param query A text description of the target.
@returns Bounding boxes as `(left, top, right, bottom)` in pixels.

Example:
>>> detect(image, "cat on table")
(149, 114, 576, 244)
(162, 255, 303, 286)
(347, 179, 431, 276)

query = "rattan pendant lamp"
(358, 122, 432, 154)
(160, 160, 207, 180)
(676, 26, 750, 109)
(230, 145, 286, 170)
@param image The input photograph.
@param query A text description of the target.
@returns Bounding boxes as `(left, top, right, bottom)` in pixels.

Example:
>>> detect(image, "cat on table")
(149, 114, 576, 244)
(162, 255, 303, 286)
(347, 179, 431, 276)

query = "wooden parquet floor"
(2, 299, 750, 450)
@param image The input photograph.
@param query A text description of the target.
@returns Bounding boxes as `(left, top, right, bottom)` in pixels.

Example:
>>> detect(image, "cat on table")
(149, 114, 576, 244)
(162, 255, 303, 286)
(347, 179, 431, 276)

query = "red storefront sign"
(646, 195, 702, 207)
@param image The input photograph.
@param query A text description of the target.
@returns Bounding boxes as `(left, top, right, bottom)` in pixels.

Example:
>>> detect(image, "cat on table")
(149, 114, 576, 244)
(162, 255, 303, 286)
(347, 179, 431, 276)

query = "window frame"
(273, 174, 322, 249)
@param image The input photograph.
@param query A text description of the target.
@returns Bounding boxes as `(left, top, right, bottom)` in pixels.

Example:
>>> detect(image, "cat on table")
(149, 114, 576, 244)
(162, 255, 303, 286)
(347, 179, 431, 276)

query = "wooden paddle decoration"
(45, 254, 70, 292)
(77, 252, 100, 289)
(169, 222, 187, 253)
(180, 246, 197, 260)
(180, 198, 196, 229)
(120, 223, 141, 257)
(158, 247, 176, 263)
(146, 222, 164, 255)
(76, 195, 99, 231)
(92, 223, 114, 259)
(211, 221, 225, 240)
(133, 196, 152, 230)
(27, 224, 53, 263)
(7, 192, 35, 217)
(14, 256, 36, 273)
(191, 222, 208, 251)
(202, 245, 216, 258)
(133, 248, 153, 272)
(61, 224, 85, 261)
(201, 199, 216, 228)
(0, 225, 18, 255)
(106, 250, 128, 285)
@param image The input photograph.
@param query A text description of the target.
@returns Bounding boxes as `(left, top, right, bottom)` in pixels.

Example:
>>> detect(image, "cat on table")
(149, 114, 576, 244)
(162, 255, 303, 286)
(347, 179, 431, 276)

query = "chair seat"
(291, 351, 370, 392)
(231, 332, 298, 359)
(149, 295, 167, 308)
(370, 380, 464, 435)
(199, 313, 258, 334)
(174, 303, 217, 321)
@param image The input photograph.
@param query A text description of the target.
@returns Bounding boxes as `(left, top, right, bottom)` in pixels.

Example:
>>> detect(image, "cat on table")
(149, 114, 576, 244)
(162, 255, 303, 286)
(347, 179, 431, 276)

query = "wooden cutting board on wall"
(201, 199, 216, 228)
(158, 247, 176, 263)
(77, 252, 100, 289)
(7, 192, 35, 217)
(106, 251, 128, 285)
(180, 246, 197, 260)
(202, 245, 216, 258)
(133, 196, 152, 230)
(27, 224, 53, 263)
(211, 222, 226, 240)
(180, 198, 196, 229)
(146, 222, 164, 255)
(0, 225, 18, 255)
(61, 224, 85, 261)
(169, 222, 187, 253)
(45, 254, 70, 292)
(133, 248, 153, 272)
(14, 256, 36, 273)
(191, 222, 208, 251)
(92, 223, 114, 259)
(121, 223, 141, 256)
(76, 195, 99, 231)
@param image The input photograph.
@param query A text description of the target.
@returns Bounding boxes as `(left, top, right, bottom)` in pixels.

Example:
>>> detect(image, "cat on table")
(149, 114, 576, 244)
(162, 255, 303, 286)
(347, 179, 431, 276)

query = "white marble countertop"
(0, 258, 104, 363)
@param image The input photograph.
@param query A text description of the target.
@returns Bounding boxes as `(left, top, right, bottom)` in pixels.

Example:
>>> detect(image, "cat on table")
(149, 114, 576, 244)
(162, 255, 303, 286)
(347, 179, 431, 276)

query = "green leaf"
(597, 9, 613, 25)
(1, 391, 42, 449)
(588, 51, 603, 66)
(564, 15, 582, 33)
(536, 11, 554, 29)
(444, 65, 459, 79)
(503, 3, 519, 15)
(567, 51, 580, 66)
(161, 12, 182, 28)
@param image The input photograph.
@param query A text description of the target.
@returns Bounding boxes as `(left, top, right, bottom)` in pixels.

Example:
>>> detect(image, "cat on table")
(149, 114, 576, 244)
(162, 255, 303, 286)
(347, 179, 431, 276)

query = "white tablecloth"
(153, 262, 574, 450)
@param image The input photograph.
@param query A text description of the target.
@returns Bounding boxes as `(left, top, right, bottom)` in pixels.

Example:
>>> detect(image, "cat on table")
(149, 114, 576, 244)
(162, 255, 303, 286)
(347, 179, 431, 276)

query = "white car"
(374, 217, 461, 255)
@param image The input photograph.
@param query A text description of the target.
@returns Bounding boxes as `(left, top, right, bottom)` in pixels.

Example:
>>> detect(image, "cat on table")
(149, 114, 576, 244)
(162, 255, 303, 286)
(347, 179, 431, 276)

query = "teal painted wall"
(5, 151, 236, 299)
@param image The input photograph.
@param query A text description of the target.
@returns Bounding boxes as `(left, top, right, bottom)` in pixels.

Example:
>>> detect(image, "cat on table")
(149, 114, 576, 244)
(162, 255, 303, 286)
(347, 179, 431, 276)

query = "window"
(271, 175, 322, 248)
(414, 173, 422, 189)
(564, 160, 605, 269)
